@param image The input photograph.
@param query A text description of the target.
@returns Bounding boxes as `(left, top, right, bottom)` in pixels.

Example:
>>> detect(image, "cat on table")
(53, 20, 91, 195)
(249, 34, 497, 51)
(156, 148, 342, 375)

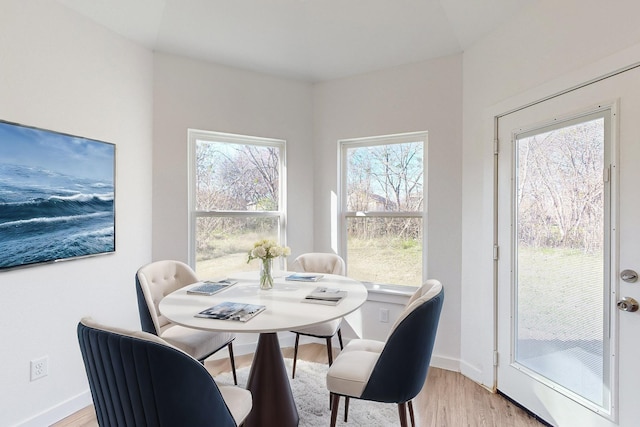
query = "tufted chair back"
(292, 253, 346, 275)
(135, 260, 198, 335)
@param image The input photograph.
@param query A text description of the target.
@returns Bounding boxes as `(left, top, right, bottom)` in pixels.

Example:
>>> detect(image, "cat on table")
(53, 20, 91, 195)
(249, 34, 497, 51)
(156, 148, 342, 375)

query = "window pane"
(346, 217, 422, 286)
(195, 140, 280, 211)
(515, 117, 608, 407)
(346, 142, 423, 212)
(195, 216, 280, 278)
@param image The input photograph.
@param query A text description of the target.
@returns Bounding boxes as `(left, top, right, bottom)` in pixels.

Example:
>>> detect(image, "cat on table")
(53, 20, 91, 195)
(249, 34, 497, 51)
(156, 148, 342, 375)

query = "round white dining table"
(159, 271, 367, 427)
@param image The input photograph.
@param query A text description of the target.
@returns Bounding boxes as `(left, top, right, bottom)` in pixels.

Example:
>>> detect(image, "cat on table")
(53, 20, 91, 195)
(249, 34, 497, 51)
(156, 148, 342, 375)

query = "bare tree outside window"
(189, 132, 286, 278)
(342, 134, 426, 286)
(514, 116, 608, 406)
(517, 118, 604, 252)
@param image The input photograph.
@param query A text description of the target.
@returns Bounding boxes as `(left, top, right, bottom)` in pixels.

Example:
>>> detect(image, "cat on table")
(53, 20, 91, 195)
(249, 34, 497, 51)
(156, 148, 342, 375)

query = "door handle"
(617, 297, 639, 312)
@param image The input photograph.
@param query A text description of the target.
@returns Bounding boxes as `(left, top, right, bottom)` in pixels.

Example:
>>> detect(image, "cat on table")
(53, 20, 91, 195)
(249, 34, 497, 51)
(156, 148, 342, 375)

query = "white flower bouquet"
(247, 239, 291, 290)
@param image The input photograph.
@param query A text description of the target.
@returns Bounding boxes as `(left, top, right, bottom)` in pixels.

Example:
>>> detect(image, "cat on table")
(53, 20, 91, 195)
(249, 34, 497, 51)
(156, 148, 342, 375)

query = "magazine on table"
(195, 301, 266, 322)
(186, 279, 238, 296)
(285, 273, 325, 282)
(302, 287, 347, 306)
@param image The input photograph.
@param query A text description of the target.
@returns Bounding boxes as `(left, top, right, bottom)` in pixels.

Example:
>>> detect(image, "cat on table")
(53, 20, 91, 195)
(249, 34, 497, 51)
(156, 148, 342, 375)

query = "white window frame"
(187, 129, 287, 268)
(338, 131, 428, 284)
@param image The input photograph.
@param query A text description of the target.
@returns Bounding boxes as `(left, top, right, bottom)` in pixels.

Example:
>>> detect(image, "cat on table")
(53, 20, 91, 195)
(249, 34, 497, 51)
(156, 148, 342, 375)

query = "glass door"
(493, 64, 640, 425)
(512, 113, 610, 411)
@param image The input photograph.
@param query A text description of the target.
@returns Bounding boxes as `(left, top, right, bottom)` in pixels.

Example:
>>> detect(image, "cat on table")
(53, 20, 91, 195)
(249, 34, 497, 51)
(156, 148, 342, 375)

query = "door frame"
(490, 60, 640, 393)
(496, 100, 618, 422)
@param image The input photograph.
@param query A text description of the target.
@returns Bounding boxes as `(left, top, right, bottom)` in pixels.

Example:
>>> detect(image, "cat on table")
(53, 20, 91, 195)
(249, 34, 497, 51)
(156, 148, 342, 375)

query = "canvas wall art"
(0, 120, 115, 270)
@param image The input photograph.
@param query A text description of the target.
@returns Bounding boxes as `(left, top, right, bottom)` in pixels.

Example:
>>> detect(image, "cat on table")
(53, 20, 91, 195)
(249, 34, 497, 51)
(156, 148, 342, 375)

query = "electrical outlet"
(379, 308, 389, 323)
(30, 356, 48, 381)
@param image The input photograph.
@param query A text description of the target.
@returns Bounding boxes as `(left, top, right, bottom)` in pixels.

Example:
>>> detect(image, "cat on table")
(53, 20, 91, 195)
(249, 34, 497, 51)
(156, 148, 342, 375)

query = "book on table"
(302, 287, 348, 305)
(285, 273, 325, 282)
(195, 301, 266, 322)
(186, 279, 238, 296)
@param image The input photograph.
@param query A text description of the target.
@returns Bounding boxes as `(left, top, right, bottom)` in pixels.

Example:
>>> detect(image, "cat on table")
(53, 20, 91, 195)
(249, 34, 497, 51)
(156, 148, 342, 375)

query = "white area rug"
(214, 358, 398, 426)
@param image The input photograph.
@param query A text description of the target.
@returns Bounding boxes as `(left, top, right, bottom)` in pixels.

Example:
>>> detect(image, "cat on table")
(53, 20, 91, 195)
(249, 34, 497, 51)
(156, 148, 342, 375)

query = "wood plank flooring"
(54, 343, 543, 427)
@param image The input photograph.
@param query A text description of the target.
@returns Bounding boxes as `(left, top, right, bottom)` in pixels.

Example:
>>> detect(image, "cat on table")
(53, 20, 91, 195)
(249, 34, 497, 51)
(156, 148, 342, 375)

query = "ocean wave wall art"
(0, 121, 115, 270)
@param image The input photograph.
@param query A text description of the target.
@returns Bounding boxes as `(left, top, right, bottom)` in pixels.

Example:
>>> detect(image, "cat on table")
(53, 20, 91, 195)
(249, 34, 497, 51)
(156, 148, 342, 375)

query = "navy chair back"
(360, 285, 444, 404)
(77, 319, 238, 427)
(135, 274, 157, 335)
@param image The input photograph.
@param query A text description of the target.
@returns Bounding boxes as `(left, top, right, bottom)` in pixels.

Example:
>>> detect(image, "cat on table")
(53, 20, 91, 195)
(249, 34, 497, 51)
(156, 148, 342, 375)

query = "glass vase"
(259, 258, 274, 290)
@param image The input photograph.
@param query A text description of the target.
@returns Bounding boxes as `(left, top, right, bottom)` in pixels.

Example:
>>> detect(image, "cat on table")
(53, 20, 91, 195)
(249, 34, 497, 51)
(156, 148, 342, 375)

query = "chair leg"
(330, 394, 341, 427)
(398, 402, 408, 427)
(344, 396, 349, 422)
(326, 337, 334, 365)
(292, 333, 300, 379)
(228, 342, 238, 386)
(326, 336, 335, 411)
(408, 400, 415, 427)
(332, 329, 343, 410)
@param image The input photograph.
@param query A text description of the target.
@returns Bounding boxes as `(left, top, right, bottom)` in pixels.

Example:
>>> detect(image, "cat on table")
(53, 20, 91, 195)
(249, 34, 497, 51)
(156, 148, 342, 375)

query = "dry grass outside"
(195, 234, 423, 287)
(347, 237, 422, 286)
(517, 246, 603, 341)
(195, 231, 279, 279)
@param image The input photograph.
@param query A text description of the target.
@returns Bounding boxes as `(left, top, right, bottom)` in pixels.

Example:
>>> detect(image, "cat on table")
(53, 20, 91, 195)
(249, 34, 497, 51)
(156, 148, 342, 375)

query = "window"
(340, 132, 427, 286)
(188, 130, 286, 278)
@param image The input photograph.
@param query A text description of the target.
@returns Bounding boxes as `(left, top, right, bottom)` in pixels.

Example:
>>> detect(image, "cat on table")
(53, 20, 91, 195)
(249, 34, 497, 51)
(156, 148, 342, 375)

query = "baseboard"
(276, 334, 297, 349)
(430, 354, 460, 372)
(235, 334, 297, 355)
(207, 332, 298, 359)
(459, 359, 492, 390)
(17, 391, 92, 427)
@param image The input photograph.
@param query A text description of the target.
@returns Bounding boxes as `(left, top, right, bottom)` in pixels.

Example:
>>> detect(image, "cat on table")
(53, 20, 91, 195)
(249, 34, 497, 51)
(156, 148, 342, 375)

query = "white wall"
(12, 0, 640, 423)
(0, 1, 154, 425)
(152, 53, 315, 263)
(461, 0, 640, 387)
(312, 55, 463, 369)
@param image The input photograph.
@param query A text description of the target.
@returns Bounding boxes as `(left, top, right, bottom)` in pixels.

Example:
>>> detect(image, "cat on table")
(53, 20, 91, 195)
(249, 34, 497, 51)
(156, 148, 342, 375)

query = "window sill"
(362, 281, 416, 304)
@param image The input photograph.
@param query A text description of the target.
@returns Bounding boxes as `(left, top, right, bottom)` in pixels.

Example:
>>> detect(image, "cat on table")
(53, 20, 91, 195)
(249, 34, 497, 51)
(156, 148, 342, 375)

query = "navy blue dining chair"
(326, 279, 444, 427)
(77, 317, 252, 427)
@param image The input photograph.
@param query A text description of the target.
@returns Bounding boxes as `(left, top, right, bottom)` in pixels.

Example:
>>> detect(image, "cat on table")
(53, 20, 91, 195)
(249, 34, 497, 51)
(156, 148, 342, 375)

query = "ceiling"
(55, 0, 535, 82)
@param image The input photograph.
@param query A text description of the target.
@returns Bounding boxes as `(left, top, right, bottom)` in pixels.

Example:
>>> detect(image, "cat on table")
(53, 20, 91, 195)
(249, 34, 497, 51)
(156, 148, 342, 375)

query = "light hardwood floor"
(54, 343, 544, 427)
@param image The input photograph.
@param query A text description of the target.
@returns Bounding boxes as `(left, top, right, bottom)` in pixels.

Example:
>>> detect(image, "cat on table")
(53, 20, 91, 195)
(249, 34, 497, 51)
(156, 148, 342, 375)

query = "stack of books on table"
(195, 301, 266, 322)
(303, 287, 347, 306)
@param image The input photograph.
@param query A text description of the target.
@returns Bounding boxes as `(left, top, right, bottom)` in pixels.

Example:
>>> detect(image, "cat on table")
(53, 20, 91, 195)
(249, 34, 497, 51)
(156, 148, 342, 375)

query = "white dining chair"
(135, 260, 238, 384)
(290, 253, 347, 379)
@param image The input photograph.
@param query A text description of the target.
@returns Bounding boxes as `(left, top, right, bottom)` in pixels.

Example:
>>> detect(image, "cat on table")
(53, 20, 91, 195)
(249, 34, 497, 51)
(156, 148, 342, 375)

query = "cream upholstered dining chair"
(289, 252, 347, 379)
(135, 260, 238, 385)
(77, 317, 252, 427)
(326, 279, 444, 427)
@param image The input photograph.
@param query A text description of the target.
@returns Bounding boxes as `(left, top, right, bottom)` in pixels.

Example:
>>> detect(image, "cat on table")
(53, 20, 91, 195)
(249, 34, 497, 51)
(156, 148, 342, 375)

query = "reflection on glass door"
(513, 113, 610, 410)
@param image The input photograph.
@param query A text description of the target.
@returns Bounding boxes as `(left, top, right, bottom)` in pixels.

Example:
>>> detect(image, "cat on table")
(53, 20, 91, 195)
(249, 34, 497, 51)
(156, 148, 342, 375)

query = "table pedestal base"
(244, 333, 299, 427)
